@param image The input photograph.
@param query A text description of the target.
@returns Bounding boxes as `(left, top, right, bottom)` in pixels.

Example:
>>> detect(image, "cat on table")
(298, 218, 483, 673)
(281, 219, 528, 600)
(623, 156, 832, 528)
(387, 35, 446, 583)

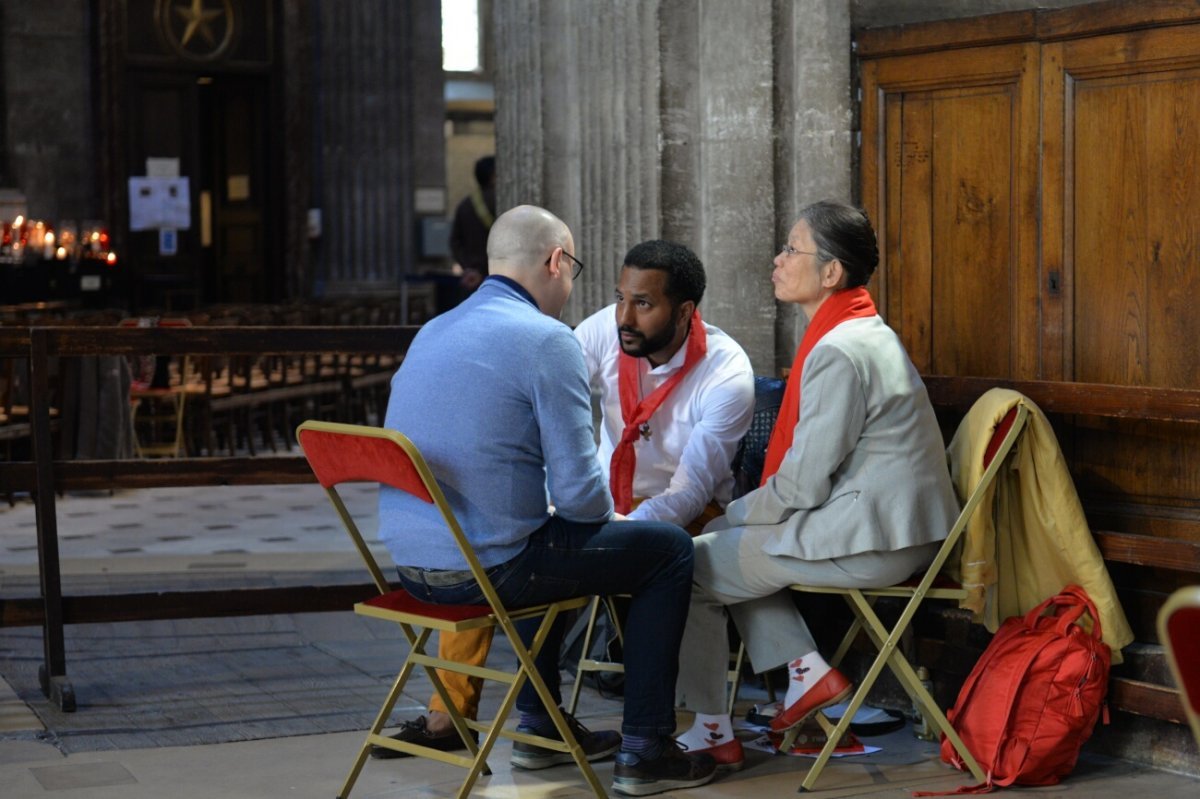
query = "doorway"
(125, 71, 274, 311)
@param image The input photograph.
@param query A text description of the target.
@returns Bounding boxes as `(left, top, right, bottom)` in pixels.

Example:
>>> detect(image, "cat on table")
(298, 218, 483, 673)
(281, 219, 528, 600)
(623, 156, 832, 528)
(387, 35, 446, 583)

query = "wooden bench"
(922, 375, 1200, 726)
(0, 325, 416, 711)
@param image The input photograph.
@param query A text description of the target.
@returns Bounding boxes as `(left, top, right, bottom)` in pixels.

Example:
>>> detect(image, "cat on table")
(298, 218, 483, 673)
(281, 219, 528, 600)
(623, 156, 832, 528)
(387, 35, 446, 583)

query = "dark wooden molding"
(1, 584, 382, 628)
(1037, 0, 1200, 41)
(1094, 531, 1200, 574)
(922, 375, 1200, 424)
(857, 10, 1035, 58)
(856, 0, 1200, 59)
(1108, 677, 1186, 724)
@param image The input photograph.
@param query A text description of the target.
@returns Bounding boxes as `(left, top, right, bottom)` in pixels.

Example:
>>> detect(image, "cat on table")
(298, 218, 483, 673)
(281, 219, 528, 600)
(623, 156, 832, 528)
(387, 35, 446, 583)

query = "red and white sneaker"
(769, 668, 854, 733)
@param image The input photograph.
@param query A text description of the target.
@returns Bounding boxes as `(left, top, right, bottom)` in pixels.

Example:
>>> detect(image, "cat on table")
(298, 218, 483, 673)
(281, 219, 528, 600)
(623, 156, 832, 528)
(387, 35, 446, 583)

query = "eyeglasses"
(779, 244, 824, 259)
(560, 250, 585, 279)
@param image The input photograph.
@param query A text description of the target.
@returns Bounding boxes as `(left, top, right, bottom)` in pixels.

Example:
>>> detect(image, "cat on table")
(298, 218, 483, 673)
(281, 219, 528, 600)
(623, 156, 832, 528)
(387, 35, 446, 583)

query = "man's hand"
(460, 269, 484, 290)
(611, 512, 628, 521)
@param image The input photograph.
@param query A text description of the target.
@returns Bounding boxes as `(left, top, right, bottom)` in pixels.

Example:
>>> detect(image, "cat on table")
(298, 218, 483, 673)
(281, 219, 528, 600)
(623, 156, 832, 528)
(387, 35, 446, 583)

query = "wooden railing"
(0, 325, 416, 711)
(5, 341, 1199, 720)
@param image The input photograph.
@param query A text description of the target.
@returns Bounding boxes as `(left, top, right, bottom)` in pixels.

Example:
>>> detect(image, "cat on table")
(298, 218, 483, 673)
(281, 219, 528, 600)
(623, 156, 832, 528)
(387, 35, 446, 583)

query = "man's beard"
(618, 320, 678, 358)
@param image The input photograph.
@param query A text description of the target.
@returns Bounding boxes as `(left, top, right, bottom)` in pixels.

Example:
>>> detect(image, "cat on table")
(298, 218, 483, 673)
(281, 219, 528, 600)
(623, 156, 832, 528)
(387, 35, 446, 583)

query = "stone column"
(660, 0, 777, 374)
(774, 0, 854, 363)
(495, 0, 662, 321)
(494, 0, 854, 374)
(315, 0, 443, 295)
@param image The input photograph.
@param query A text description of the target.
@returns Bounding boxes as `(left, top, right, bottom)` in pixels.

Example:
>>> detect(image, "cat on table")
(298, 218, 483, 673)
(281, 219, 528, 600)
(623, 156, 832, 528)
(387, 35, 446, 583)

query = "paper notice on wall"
(146, 157, 180, 178)
(129, 177, 191, 231)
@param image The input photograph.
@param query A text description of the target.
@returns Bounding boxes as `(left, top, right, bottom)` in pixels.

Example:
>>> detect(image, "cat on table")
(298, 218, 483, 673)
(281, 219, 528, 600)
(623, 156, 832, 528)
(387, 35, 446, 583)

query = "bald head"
(488, 205, 572, 276)
(486, 205, 577, 317)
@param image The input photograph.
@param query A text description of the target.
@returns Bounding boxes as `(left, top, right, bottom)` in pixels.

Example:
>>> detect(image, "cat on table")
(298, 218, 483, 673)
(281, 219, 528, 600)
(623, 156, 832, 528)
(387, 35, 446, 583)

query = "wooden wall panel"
(889, 94, 932, 371)
(1145, 78, 1200, 388)
(859, 4, 1200, 751)
(930, 89, 1013, 377)
(1046, 26, 1200, 507)
(1073, 72, 1200, 388)
(862, 44, 1039, 379)
(1072, 78, 1150, 386)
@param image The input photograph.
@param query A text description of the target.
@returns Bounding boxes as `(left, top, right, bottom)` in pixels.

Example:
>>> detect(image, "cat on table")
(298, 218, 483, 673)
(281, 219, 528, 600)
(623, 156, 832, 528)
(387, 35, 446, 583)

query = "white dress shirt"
(574, 304, 755, 527)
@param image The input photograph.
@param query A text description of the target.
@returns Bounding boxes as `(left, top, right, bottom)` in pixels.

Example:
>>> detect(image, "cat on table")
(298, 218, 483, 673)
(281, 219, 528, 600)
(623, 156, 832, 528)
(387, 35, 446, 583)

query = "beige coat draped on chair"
(947, 388, 1134, 662)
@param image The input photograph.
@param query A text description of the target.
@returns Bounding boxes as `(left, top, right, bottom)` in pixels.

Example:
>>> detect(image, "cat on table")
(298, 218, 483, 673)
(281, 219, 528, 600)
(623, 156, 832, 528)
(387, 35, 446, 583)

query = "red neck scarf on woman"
(610, 309, 707, 513)
(760, 287, 877, 485)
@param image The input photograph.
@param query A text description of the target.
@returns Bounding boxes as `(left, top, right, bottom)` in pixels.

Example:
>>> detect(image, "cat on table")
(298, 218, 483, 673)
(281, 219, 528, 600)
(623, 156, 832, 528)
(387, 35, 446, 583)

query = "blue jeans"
(396, 515, 694, 737)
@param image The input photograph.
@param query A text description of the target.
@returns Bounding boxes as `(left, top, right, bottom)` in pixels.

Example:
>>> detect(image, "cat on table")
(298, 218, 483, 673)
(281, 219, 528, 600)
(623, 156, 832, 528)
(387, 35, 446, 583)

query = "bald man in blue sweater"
(379, 205, 717, 796)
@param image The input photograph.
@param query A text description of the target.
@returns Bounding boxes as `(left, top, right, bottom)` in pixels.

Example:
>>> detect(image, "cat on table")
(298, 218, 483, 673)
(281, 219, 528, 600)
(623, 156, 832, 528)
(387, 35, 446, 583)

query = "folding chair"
(566, 376, 786, 717)
(122, 317, 194, 457)
(783, 398, 1030, 791)
(296, 420, 603, 799)
(1158, 585, 1200, 747)
(565, 594, 746, 716)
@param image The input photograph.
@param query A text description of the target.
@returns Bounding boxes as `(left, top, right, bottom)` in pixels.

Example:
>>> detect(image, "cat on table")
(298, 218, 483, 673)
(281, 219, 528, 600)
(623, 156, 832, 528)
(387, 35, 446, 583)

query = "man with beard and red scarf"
(574, 239, 756, 534)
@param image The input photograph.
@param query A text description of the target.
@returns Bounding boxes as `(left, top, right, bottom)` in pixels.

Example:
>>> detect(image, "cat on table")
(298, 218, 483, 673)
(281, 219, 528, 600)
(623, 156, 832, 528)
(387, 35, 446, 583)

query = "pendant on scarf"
(639, 422, 652, 440)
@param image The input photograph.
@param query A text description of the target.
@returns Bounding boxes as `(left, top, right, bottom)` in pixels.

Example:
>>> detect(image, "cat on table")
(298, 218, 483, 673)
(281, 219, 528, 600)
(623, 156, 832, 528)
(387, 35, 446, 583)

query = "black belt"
(396, 564, 476, 586)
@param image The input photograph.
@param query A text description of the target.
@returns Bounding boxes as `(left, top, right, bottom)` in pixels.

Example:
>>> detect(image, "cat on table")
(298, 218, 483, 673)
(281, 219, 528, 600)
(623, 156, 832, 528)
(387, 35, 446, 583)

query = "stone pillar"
(660, 0, 777, 374)
(494, 0, 854, 374)
(773, 0, 854, 364)
(0, 0, 97, 220)
(495, 0, 662, 321)
(315, 0, 444, 295)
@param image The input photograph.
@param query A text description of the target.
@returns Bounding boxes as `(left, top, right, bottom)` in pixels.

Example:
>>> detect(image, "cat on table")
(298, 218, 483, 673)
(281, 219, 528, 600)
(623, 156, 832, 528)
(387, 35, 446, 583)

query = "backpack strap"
(1025, 585, 1105, 642)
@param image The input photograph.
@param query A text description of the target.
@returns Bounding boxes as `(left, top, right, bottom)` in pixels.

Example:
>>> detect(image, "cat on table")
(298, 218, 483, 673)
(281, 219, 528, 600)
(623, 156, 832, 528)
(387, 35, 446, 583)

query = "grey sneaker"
(612, 738, 718, 796)
(510, 710, 622, 770)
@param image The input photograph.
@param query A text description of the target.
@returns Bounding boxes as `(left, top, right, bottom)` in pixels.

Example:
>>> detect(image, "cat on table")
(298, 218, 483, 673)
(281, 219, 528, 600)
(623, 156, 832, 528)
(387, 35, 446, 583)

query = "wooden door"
(201, 77, 271, 304)
(1043, 25, 1200, 513)
(126, 72, 204, 311)
(861, 43, 1040, 379)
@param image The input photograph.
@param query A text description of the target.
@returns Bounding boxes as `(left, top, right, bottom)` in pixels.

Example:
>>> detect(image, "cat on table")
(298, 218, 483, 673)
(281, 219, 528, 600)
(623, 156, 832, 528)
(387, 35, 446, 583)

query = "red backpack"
(931, 585, 1111, 793)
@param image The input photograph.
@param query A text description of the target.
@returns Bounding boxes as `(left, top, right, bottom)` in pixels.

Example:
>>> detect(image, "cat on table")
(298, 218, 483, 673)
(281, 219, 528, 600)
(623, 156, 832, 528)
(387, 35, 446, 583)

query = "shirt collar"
(646, 327, 693, 376)
(484, 274, 538, 309)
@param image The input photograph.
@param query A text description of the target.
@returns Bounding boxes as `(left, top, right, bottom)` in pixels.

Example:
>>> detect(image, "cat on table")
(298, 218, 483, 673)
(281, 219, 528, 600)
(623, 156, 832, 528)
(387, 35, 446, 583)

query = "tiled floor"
(2, 704, 1198, 798)
(2, 485, 1199, 797)
(1, 483, 380, 571)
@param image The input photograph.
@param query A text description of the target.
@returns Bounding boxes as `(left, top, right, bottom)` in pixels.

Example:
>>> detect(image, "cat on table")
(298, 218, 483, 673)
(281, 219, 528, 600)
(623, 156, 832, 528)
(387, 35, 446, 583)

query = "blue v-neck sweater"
(378, 276, 613, 569)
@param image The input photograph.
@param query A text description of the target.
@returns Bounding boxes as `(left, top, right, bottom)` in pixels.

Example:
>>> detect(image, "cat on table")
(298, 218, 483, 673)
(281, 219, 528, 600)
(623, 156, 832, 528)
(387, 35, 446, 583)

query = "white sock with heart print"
(677, 712, 734, 752)
(783, 651, 832, 709)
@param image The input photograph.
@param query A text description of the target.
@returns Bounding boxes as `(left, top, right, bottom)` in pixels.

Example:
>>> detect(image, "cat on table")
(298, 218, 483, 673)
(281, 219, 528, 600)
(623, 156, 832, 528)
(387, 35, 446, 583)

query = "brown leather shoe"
(369, 715, 477, 759)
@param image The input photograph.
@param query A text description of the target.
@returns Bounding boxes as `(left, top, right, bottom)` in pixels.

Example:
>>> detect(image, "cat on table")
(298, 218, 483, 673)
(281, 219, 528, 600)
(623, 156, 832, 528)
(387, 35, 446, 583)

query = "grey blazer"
(722, 316, 959, 561)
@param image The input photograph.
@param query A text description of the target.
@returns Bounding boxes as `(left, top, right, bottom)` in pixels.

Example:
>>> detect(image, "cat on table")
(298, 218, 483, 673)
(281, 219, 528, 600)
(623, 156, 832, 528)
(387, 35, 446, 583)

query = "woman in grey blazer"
(671, 201, 959, 770)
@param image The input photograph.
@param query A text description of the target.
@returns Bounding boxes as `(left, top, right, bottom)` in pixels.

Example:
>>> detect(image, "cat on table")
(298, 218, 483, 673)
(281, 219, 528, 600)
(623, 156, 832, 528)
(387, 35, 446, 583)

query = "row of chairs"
(104, 311, 398, 458)
(130, 344, 398, 458)
(0, 299, 410, 461)
(295, 392, 1040, 797)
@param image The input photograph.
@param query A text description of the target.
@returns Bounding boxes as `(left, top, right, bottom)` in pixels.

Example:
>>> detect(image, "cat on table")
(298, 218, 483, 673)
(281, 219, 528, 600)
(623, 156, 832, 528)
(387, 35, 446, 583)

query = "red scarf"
(610, 309, 707, 513)
(760, 287, 877, 485)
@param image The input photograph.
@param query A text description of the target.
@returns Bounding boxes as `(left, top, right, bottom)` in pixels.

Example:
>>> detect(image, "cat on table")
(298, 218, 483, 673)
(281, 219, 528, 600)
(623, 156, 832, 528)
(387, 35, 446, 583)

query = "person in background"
(449, 155, 496, 296)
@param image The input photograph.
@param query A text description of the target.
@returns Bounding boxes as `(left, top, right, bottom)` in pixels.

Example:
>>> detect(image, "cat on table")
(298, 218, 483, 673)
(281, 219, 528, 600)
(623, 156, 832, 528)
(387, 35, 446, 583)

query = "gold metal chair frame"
(784, 403, 1030, 792)
(566, 594, 746, 716)
(296, 420, 605, 799)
